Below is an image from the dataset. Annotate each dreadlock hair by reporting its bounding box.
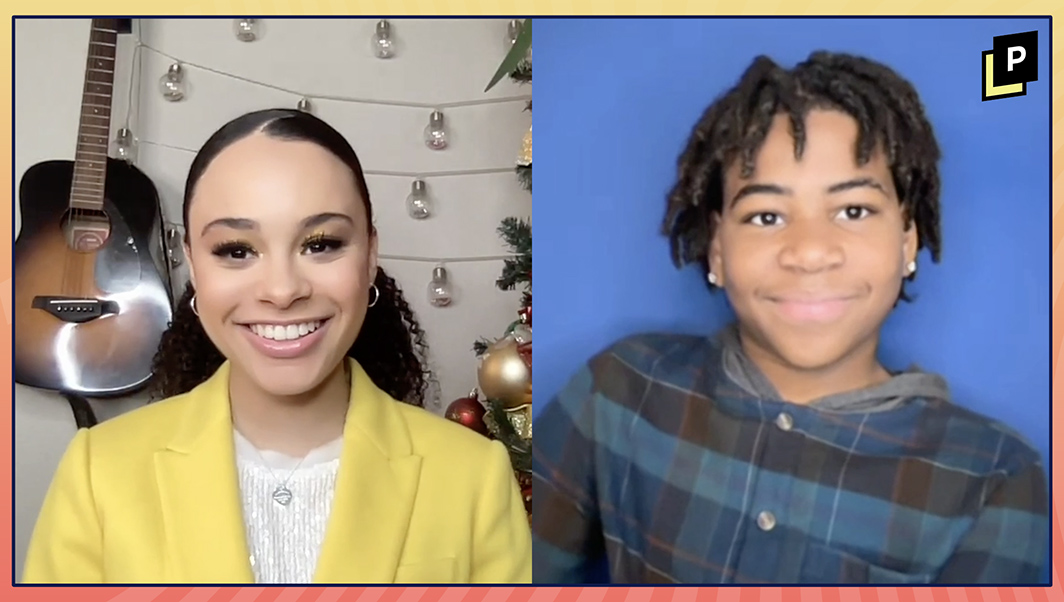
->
[661,51,943,302]
[148,108,431,406]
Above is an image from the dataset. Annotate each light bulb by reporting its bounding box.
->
[424,110,448,150]
[507,19,523,46]
[406,179,431,219]
[297,97,313,113]
[428,265,453,307]
[234,18,260,42]
[372,19,395,59]
[110,127,138,163]
[159,63,186,102]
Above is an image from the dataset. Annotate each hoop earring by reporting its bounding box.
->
[189,294,199,317]
[368,284,380,308]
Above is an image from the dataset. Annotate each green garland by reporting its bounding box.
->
[496,217,531,293]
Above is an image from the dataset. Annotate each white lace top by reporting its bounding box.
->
[233,429,344,584]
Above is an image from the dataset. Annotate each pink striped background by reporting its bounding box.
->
[3,2,1062,600]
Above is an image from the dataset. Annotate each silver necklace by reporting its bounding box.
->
[251,446,310,507]
[239,368,350,507]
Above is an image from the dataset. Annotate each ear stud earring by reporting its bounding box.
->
[707,272,718,286]
[906,261,917,276]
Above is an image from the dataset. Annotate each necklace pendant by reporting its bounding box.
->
[272,486,293,506]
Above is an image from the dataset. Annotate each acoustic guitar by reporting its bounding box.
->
[14,18,173,397]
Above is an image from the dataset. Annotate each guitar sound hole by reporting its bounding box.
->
[61,208,112,252]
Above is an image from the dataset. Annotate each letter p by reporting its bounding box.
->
[1007,46,1026,71]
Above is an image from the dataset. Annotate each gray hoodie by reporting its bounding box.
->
[718,323,951,413]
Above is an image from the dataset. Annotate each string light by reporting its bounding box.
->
[111,127,138,162]
[158,63,186,101]
[142,139,517,178]
[507,20,523,45]
[406,179,431,219]
[234,19,260,42]
[161,221,518,265]
[427,265,454,307]
[161,216,519,305]
[112,28,144,163]
[372,20,395,59]
[140,42,529,109]
[424,109,448,150]
[133,21,527,310]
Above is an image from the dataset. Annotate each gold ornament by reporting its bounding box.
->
[477,336,531,408]
[504,403,532,440]
[484,386,532,440]
[517,125,531,166]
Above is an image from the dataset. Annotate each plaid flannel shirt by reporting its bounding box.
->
[531,332,1049,584]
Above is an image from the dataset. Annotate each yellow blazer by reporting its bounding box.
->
[22,359,532,584]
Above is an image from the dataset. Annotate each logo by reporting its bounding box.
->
[982,30,1038,101]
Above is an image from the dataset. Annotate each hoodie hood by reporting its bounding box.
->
[717,322,951,413]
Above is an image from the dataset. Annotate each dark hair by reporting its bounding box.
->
[149,108,431,405]
[661,51,942,300]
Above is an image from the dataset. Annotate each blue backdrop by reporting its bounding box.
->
[532,17,1051,579]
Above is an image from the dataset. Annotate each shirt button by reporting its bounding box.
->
[757,511,776,531]
[775,412,794,431]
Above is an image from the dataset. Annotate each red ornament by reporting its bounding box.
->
[519,305,532,327]
[445,395,489,437]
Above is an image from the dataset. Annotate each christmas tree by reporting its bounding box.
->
[444,20,533,518]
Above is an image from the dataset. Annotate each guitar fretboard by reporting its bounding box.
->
[69,19,119,213]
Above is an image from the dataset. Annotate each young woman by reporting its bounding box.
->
[24,108,532,584]
[531,52,1048,584]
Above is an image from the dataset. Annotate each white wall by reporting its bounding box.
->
[12,17,531,580]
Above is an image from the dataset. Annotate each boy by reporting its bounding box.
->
[531,51,1048,584]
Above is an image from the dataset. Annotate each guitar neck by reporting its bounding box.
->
[69,18,120,214]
